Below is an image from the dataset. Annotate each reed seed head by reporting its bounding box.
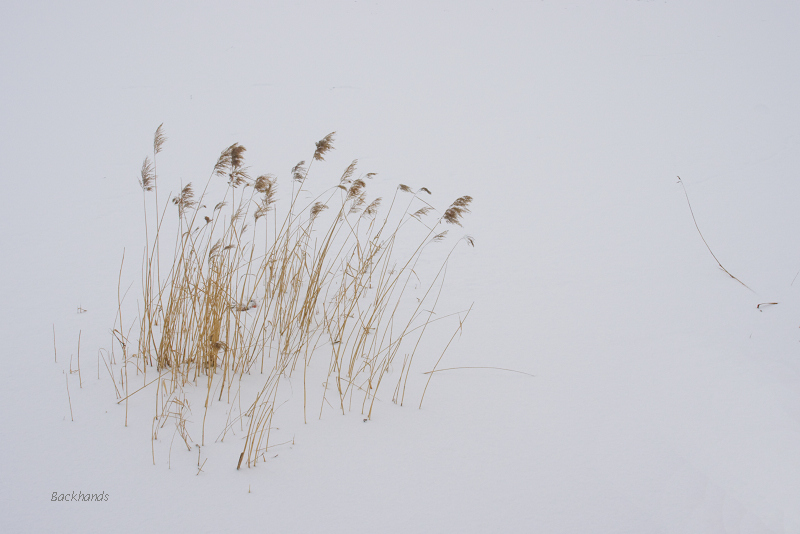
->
[412,207,433,220]
[313,132,336,161]
[231,206,245,224]
[228,144,247,170]
[362,197,382,219]
[292,161,307,182]
[347,179,366,201]
[349,191,367,214]
[214,143,249,186]
[254,174,275,193]
[442,196,472,226]
[340,160,357,184]
[310,202,328,221]
[172,183,196,217]
[140,157,155,191]
[208,239,222,262]
[451,195,473,208]
[154,123,167,154]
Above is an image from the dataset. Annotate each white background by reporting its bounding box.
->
[2,1,800,532]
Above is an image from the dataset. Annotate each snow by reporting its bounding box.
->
[2,1,800,532]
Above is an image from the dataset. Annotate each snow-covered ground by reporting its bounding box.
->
[2,1,800,532]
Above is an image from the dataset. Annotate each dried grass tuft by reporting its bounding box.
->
[111,128,475,470]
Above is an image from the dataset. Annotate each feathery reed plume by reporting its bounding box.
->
[419,187,432,195]
[432,230,448,242]
[231,206,246,224]
[228,143,247,170]
[340,160,357,183]
[229,169,250,187]
[398,184,413,193]
[464,235,475,247]
[254,176,277,219]
[365,172,377,179]
[139,157,155,191]
[412,207,433,220]
[310,202,328,221]
[213,146,233,177]
[154,123,167,154]
[230,145,250,186]
[443,196,473,226]
[208,239,222,261]
[313,132,336,161]
[172,183,196,217]
[292,161,307,182]
[347,179,366,201]
[214,143,250,186]
[362,197,382,219]
[254,174,276,194]
[349,191,367,214]
[451,195,473,208]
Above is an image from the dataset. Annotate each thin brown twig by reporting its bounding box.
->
[677,176,754,292]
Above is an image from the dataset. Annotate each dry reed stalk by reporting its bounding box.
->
[77,330,82,388]
[65,372,74,422]
[116,249,129,427]
[419,303,474,408]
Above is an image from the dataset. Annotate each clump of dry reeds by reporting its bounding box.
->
[110,126,474,469]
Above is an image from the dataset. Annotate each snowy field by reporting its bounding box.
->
[2,1,800,532]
